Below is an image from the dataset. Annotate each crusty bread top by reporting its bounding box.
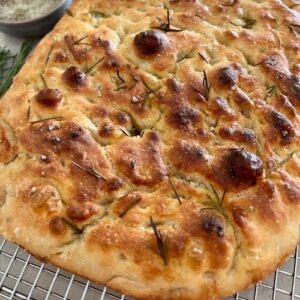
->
[0,1,300,299]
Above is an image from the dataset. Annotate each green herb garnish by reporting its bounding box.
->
[270,151,297,172]
[0,40,36,98]
[152,9,183,33]
[71,161,106,180]
[149,217,168,265]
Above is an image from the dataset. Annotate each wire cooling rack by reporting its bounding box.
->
[0,235,299,300]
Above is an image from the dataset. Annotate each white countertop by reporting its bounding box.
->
[0,32,24,53]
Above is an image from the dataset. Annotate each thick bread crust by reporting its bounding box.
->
[0,0,300,299]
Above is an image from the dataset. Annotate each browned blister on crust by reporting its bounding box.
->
[0,0,300,299]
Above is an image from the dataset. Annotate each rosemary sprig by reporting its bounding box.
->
[288,23,300,36]
[29,116,63,124]
[202,185,227,217]
[139,79,161,109]
[85,56,104,74]
[4,154,19,166]
[149,217,168,265]
[198,52,209,64]
[176,49,194,63]
[168,176,182,204]
[45,45,54,65]
[0,40,36,98]
[269,151,297,172]
[116,70,125,83]
[0,47,11,81]
[120,127,131,136]
[202,70,211,101]
[40,74,48,88]
[62,218,83,234]
[73,35,89,45]
[119,196,142,217]
[113,70,127,91]
[230,15,256,29]
[26,100,31,121]
[242,16,256,29]
[71,161,106,180]
[265,85,277,99]
[152,9,183,33]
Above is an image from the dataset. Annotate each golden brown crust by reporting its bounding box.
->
[1,0,300,299]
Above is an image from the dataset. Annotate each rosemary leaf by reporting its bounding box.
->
[198,52,209,64]
[0,40,36,98]
[45,45,54,65]
[265,85,277,99]
[71,161,106,180]
[168,175,182,204]
[29,116,63,124]
[202,70,211,101]
[149,217,168,265]
[73,35,88,45]
[4,154,19,166]
[85,56,104,74]
[270,151,297,172]
[0,47,11,82]
[40,74,48,88]
[119,196,142,217]
[152,9,183,33]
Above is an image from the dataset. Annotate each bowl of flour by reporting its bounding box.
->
[0,0,72,37]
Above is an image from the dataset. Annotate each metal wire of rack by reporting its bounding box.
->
[0,235,299,300]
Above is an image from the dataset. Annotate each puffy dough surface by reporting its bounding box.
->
[1,0,300,299]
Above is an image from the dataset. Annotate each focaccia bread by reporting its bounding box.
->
[0,0,300,299]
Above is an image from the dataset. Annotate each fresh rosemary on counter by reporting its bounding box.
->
[0,40,36,98]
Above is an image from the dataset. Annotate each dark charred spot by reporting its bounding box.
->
[219,125,256,145]
[216,66,238,87]
[131,126,141,137]
[49,216,67,235]
[36,88,62,107]
[269,110,294,142]
[201,213,224,237]
[99,124,114,137]
[284,75,300,101]
[67,201,97,221]
[63,66,87,89]
[107,177,123,192]
[226,149,263,186]
[168,106,200,128]
[51,137,61,145]
[69,128,83,140]
[134,29,168,57]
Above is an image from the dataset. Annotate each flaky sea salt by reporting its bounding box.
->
[0,0,62,22]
